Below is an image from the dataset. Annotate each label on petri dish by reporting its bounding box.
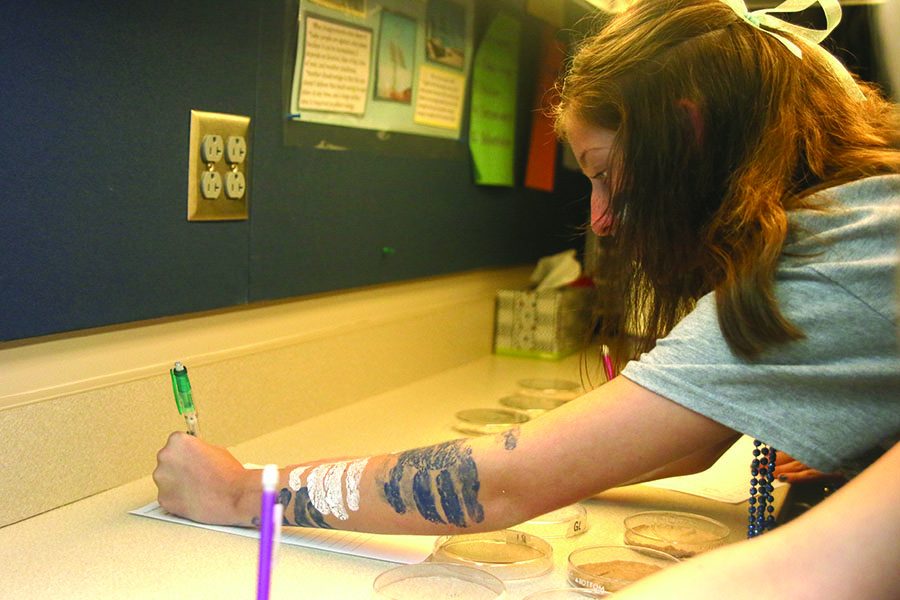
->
[572,560,663,592]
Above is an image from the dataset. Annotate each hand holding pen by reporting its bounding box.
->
[154,431,256,525]
[170,361,200,437]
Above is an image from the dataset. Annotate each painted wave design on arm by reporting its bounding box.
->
[381,440,484,527]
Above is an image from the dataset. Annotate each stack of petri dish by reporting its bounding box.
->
[623,510,730,558]
[498,393,567,417]
[373,562,505,599]
[523,589,611,599]
[523,589,610,599]
[431,529,554,581]
[517,378,582,402]
[567,545,679,593]
[453,408,530,435]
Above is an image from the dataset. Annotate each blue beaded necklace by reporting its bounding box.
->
[748,439,777,538]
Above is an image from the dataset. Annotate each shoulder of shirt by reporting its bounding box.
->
[786,175,899,247]
[806,174,900,208]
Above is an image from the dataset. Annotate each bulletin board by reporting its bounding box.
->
[289,0,475,140]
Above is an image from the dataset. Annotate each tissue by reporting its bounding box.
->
[529,249,582,290]
[494,250,595,360]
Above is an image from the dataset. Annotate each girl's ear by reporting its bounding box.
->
[677,99,704,146]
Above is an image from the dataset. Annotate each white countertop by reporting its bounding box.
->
[0,354,773,599]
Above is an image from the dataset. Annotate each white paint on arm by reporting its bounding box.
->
[307,464,331,515]
[345,457,369,511]
[286,456,371,521]
[323,461,350,520]
[288,465,309,491]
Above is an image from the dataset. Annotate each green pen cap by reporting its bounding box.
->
[170,361,196,415]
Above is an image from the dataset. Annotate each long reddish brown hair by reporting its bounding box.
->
[556,0,899,360]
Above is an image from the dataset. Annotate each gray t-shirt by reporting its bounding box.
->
[622,175,900,474]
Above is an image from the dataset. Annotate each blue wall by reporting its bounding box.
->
[0,0,587,341]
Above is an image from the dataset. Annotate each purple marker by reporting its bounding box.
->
[257,464,278,600]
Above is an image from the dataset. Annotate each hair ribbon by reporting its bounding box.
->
[721,0,866,101]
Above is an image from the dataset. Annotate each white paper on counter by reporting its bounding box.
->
[641,435,785,503]
[130,501,436,564]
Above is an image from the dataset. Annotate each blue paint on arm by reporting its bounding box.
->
[436,470,466,527]
[379,440,485,527]
[502,427,520,450]
[293,487,333,529]
[278,488,293,525]
[384,464,407,514]
[457,455,484,524]
[412,470,444,523]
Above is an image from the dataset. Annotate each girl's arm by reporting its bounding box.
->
[154,376,737,533]
[617,434,741,486]
[611,442,900,600]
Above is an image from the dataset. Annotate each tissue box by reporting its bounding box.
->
[493,285,595,360]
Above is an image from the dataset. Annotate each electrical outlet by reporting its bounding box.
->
[225,170,246,199]
[200,171,223,199]
[225,135,247,164]
[187,110,250,221]
[201,134,225,163]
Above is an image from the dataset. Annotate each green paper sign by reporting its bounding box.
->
[469,12,521,186]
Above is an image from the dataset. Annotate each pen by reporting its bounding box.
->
[170,361,200,436]
[601,344,616,382]
[257,464,279,600]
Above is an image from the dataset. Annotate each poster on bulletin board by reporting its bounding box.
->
[290,0,475,140]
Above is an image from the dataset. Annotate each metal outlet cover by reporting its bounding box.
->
[187,110,251,221]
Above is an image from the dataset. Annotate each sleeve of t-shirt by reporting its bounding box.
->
[620,274,899,474]
[622,177,900,474]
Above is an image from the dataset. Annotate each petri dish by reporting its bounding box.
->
[517,378,582,401]
[432,529,553,580]
[523,589,611,599]
[453,408,530,435]
[567,545,679,593]
[372,562,506,600]
[516,503,589,538]
[498,394,567,416]
[623,510,730,558]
